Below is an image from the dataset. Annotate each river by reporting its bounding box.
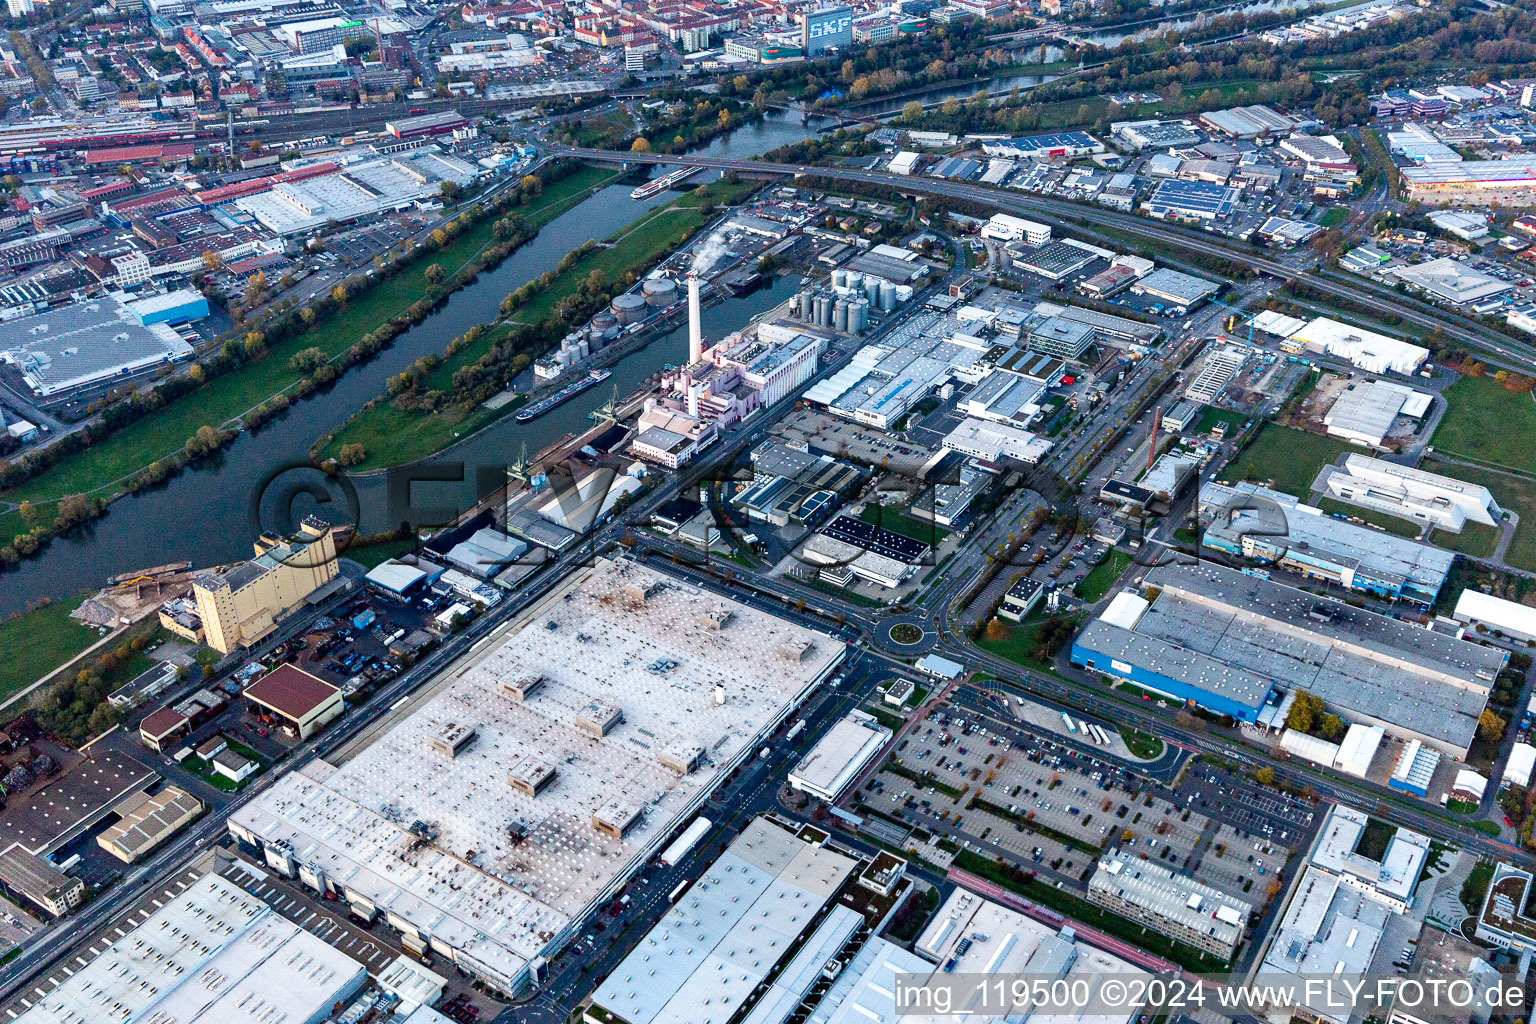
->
[0,113,824,616]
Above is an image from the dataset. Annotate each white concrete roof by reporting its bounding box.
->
[1506,744,1536,788]
[787,712,890,800]
[13,872,365,1024]
[1454,589,1536,639]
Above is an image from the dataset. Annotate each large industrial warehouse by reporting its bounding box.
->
[1070,563,1505,757]
[12,872,368,1024]
[229,558,844,996]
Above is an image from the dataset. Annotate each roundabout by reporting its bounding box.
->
[876,613,938,654]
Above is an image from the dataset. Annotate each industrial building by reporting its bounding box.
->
[1070,563,1503,757]
[942,417,1051,464]
[1199,481,1454,605]
[911,885,1150,1024]
[958,368,1047,426]
[1112,118,1203,150]
[999,576,1045,621]
[236,150,477,235]
[786,710,891,801]
[1185,345,1246,403]
[1399,154,1536,199]
[980,131,1104,161]
[1391,257,1512,305]
[1315,454,1501,533]
[10,871,368,1024]
[1199,104,1297,139]
[1130,267,1219,310]
[1087,849,1252,958]
[0,296,195,399]
[243,664,344,740]
[801,514,930,590]
[0,846,85,917]
[229,558,844,996]
[190,517,341,654]
[1454,589,1536,643]
[586,815,907,1024]
[1284,316,1429,374]
[1321,378,1431,448]
[94,786,202,862]
[1140,179,1240,222]
[980,213,1051,245]
[1278,722,1385,778]
[804,310,986,429]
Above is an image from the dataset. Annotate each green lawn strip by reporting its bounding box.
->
[1429,461,1536,571]
[951,850,1230,973]
[0,169,615,537]
[1470,819,1503,837]
[974,618,1078,678]
[344,535,422,569]
[1430,521,1500,560]
[319,179,752,469]
[1313,498,1422,539]
[969,795,1104,856]
[1430,376,1536,471]
[1073,549,1132,602]
[859,502,950,544]
[1121,728,1164,760]
[1222,423,1353,498]
[0,594,99,704]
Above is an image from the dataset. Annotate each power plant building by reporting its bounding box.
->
[228,558,844,997]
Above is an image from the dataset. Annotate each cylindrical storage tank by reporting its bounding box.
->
[831,268,847,289]
[849,298,867,335]
[895,284,914,304]
[641,277,678,308]
[799,288,814,320]
[591,311,618,337]
[879,279,897,311]
[789,293,802,318]
[557,348,571,367]
[579,340,591,359]
[820,295,833,327]
[864,276,881,303]
[611,292,647,324]
[811,295,825,326]
[844,272,862,296]
[834,299,849,333]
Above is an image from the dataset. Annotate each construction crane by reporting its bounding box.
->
[1207,296,1257,346]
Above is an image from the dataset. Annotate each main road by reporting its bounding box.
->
[557,146,1536,372]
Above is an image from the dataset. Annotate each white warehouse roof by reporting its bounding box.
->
[787,711,891,801]
[1454,589,1536,640]
[1506,743,1536,788]
[1288,316,1428,374]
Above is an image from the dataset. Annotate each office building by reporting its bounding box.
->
[1185,345,1246,403]
[1316,454,1501,533]
[10,872,368,1024]
[787,710,891,801]
[980,213,1051,245]
[1476,863,1536,955]
[799,5,851,53]
[942,417,1051,464]
[1070,563,1504,757]
[190,517,340,655]
[1087,849,1252,959]
[229,558,844,996]
[999,576,1045,621]
[1027,315,1096,358]
[1199,481,1454,605]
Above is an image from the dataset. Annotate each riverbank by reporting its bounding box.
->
[0,166,620,552]
[315,176,757,471]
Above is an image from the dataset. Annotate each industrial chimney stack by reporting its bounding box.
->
[687,272,702,364]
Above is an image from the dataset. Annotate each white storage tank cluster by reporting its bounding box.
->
[792,287,869,335]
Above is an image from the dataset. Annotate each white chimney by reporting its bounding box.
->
[715,685,725,706]
[687,272,702,364]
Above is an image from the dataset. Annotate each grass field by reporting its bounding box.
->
[319,178,752,469]
[1223,424,1352,498]
[974,615,1083,677]
[1318,206,1350,228]
[0,595,98,704]
[1121,728,1164,760]
[1314,497,1422,538]
[1429,460,1536,571]
[1430,521,1501,559]
[1074,549,1132,602]
[1431,376,1536,472]
[0,168,617,545]
[345,535,421,569]
[1192,406,1251,438]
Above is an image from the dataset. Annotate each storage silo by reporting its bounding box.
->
[641,277,678,308]
[831,268,847,289]
[798,287,814,321]
[879,279,897,311]
[864,275,881,303]
[611,292,647,325]
[576,339,590,360]
[833,299,849,333]
[849,298,868,335]
[844,271,862,295]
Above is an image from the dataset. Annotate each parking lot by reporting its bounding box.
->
[1175,760,1317,847]
[324,218,417,268]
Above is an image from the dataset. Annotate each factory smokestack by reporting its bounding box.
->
[687,272,702,364]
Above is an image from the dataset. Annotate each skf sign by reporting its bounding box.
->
[807,14,852,37]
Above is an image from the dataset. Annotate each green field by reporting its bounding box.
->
[1121,728,1164,760]
[1430,521,1500,560]
[0,168,617,546]
[0,595,97,704]
[1318,206,1351,228]
[1429,460,1536,571]
[320,178,753,469]
[344,535,421,568]
[1431,376,1536,472]
[1073,549,1132,602]
[1314,498,1422,538]
[1192,406,1251,438]
[1223,424,1353,498]
[974,615,1082,677]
